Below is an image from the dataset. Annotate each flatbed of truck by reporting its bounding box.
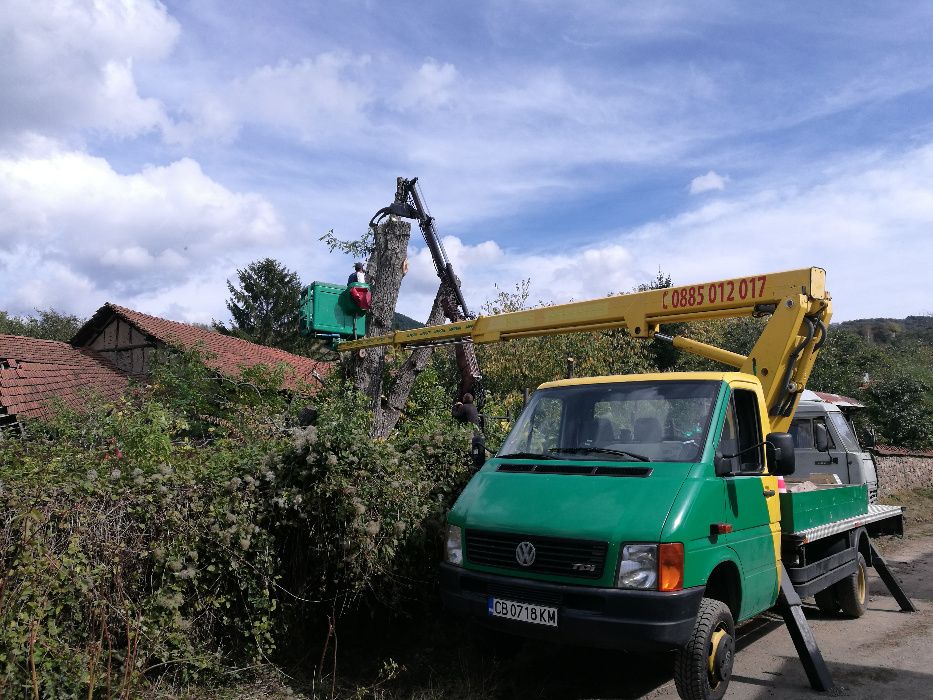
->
[783,503,905,545]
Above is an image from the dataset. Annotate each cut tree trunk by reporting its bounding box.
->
[370,282,459,438]
[351,216,412,412]
[351,181,475,438]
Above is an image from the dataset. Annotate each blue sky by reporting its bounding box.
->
[2,1,932,324]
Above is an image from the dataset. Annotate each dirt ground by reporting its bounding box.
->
[643,526,933,700]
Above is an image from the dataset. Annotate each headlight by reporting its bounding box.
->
[617,544,658,589]
[445,524,463,566]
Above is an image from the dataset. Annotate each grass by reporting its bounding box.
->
[881,486,933,532]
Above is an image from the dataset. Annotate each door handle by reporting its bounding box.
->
[763,489,776,497]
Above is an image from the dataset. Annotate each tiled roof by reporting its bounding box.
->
[0,335,129,421]
[811,391,865,409]
[800,389,865,408]
[76,304,330,390]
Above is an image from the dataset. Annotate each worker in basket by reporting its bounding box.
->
[347,262,371,311]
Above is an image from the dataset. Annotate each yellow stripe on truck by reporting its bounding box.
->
[761,474,783,585]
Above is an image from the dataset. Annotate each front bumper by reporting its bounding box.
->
[440,564,704,651]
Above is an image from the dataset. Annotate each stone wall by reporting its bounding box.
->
[873,446,933,498]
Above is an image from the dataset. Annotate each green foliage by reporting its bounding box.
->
[804,326,933,448]
[275,382,473,613]
[214,258,336,361]
[863,375,933,448]
[476,279,653,403]
[836,315,933,344]
[0,347,476,697]
[319,228,374,261]
[807,330,882,395]
[0,308,85,341]
[397,363,459,436]
[216,258,304,352]
[392,312,423,331]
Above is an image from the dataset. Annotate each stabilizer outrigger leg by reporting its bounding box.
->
[868,538,917,612]
[776,565,835,692]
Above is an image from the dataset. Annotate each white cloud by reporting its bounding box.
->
[0,147,284,317]
[689,170,729,194]
[622,146,933,321]
[0,0,179,145]
[3,0,932,332]
[166,53,374,145]
[394,145,933,323]
[391,60,459,111]
[397,234,641,322]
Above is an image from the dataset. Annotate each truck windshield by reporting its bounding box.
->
[499,380,721,463]
[829,412,861,451]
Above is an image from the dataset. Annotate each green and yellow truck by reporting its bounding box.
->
[338,267,909,700]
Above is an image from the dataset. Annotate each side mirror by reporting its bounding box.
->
[471,433,487,468]
[861,429,875,448]
[766,432,796,475]
[814,423,830,452]
[714,452,733,477]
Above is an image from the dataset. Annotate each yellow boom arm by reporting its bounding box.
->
[339,267,832,432]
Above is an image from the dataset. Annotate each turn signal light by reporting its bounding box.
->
[658,542,684,592]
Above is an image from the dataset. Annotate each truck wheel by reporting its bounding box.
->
[674,597,735,700]
[814,589,839,615]
[835,553,868,618]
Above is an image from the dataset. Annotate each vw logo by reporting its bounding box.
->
[515,541,536,567]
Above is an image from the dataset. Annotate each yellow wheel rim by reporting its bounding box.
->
[857,562,866,603]
[708,627,727,678]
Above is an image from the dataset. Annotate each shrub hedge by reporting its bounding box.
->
[0,349,474,698]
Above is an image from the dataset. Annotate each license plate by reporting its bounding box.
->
[488,597,558,627]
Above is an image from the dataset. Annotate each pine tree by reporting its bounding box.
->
[218,258,302,350]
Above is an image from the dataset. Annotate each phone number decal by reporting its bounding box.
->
[662,275,767,310]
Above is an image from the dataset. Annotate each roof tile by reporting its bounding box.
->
[0,335,129,421]
[100,303,329,390]
[2,302,331,424]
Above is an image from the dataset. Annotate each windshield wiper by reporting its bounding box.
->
[548,446,652,462]
[498,451,558,460]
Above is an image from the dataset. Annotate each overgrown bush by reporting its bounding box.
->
[0,348,474,697]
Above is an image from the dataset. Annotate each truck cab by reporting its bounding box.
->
[441,371,791,651]
[790,391,878,502]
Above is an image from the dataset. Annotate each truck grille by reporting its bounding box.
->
[465,529,608,579]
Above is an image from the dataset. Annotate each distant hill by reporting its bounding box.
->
[392,312,423,330]
[834,316,933,344]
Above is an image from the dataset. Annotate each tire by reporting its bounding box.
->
[835,552,868,618]
[674,597,736,700]
[814,588,839,615]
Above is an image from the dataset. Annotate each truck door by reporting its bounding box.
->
[827,411,879,500]
[719,386,780,619]
[791,415,848,485]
